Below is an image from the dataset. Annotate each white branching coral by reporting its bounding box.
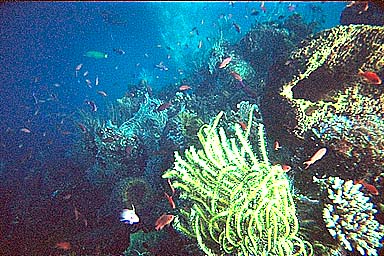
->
[318,176,384,256]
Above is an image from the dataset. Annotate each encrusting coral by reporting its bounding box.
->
[163,105,312,255]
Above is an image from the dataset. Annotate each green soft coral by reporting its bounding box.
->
[163,106,312,256]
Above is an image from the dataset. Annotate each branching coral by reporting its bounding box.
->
[163,106,312,255]
[315,176,384,256]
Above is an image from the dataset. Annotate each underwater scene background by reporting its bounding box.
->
[0,1,384,256]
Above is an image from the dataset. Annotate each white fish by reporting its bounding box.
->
[95,76,99,86]
[75,63,83,71]
[75,63,83,77]
[120,204,139,224]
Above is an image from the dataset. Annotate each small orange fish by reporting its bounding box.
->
[97,90,108,97]
[355,180,379,195]
[155,214,175,231]
[219,57,232,69]
[281,165,291,172]
[274,141,281,151]
[358,69,382,85]
[55,241,71,250]
[238,121,247,131]
[156,102,172,112]
[230,71,243,82]
[303,148,327,169]
[179,85,191,91]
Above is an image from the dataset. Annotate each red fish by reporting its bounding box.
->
[55,241,71,250]
[274,141,281,151]
[303,148,327,169]
[355,180,379,195]
[358,69,382,85]
[281,165,291,172]
[230,71,243,82]
[219,57,232,69]
[238,121,247,131]
[156,102,172,112]
[155,214,175,231]
[179,85,191,91]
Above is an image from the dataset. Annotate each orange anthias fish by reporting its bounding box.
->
[230,71,243,82]
[281,165,291,172]
[219,57,232,69]
[303,147,327,169]
[274,140,281,151]
[238,121,247,131]
[358,69,382,85]
[55,241,71,250]
[354,180,379,195]
[179,85,191,91]
[155,214,175,231]
[156,102,172,112]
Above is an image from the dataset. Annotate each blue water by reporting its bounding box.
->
[0,1,365,255]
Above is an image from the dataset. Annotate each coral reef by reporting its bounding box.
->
[314,176,384,256]
[262,24,384,178]
[163,106,312,255]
